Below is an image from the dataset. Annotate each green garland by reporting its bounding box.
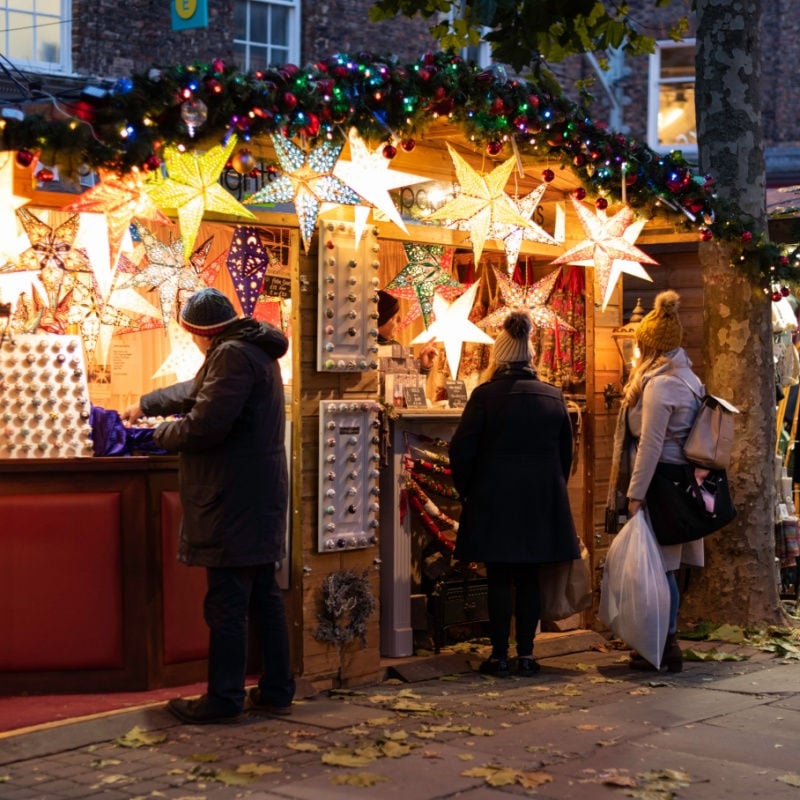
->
[314,569,376,649]
[5,50,798,287]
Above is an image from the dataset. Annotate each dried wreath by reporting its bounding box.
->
[314,569,376,649]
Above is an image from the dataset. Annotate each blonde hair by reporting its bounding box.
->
[622,343,670,407]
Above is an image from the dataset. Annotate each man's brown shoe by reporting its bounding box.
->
[247,687,292,716]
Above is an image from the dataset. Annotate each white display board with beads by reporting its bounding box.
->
[317,220,381,372]
[318,400,382,551]
[0,334,94,459]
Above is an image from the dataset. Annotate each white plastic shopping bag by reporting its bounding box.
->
[598,509,670,669]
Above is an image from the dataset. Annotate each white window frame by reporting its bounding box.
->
[233,0,301,71]
[647,38,697,156]
[0,0,71,74]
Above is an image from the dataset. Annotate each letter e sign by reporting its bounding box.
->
[171,0,209,30]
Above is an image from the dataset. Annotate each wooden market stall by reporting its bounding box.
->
[0,111,704,694]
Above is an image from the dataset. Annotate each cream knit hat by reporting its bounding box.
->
[493,310,535,363]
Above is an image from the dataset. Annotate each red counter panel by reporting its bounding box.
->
[0,492,124,671]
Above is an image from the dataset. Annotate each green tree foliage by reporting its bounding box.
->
[369,0,687,79]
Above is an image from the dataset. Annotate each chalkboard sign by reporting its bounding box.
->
[404,386,427,408]
[261,274,291,299]
[446,380,468,408]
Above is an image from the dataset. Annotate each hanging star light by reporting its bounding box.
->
[62,168,172,270]
[551,197,658,310]
[146,135,255,255]
[226,225,269,316]
[411,279,494,378]
[121,223,209,327]
[567,216,655,311]
[384,242,464,328]
[15,208,93,308]
[244,134,362,253]
[460,184,558,273]
[333,128,429,237]
[152,319,205,382]
[427,143,535,265]
[480,267,575,334]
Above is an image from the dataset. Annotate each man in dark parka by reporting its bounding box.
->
[122,288,294,723]
[450,310,579,678]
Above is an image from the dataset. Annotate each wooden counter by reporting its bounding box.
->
[0,456,209,695]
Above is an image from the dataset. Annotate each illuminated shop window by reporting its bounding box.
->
[233,0,300,71]
[648,40,697,154]
[0,0,70,73]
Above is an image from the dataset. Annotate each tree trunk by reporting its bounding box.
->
[682,0,785,625]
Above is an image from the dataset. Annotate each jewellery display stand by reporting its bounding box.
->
[317,220,380,372]
[0,333,93,459]
[317,400,382,552]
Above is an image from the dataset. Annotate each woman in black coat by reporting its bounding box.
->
[450,310,579,677]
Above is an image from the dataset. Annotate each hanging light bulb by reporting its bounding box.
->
[180,97,208,138]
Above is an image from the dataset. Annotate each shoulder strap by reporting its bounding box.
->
[673,373,704,400]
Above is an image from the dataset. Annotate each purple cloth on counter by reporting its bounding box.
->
[89,406,168,456]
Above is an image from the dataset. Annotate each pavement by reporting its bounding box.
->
[2,632,800,799]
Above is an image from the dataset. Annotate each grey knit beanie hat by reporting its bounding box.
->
[180,288,239,336]
[493,310,535,363]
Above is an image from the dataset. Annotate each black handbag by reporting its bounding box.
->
[645,462,736,546]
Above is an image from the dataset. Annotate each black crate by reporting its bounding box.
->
[429,577,489,652]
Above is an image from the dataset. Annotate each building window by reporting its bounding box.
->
[0,0,71,73]
[233,0,300,71]
[648,40,696,154]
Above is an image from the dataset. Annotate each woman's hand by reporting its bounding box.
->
[418,339,438,371]
[628,498,643,517]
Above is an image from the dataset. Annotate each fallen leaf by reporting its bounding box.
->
[237,763,282,775]
[287,741,320,752]
[534,702,568,710]
[322,749,376,767]
[114,727,167,749]
[683,648,748,662]
[467,726,495,736]
[458,753,475,761]
[519,770,554,789]
[379,740,412,758]
[330,771,389,787]
[185,753,220,762]
[90,758,122,768]
[777,773,800,787]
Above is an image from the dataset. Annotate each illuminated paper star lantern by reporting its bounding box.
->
[461,184,558,273]
[153,319,205,382]
[427,143,535,265]
[147,136,255,255]
[63,168,172,269]
[384,242,464,329]
[333,129,429,238]
[480,268,575,334]
[15,208,93,307]
[245,134,362,253]
[411,279,493,378]
[122,223,209,327]
[551,197,658,310]
[567,216,655,311]
[0,155,29,266]
[226,225,269,316]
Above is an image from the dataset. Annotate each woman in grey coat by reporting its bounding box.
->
[450,310,579,677]
[122,288,294,723]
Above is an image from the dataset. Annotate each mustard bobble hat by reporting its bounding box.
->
[635,289,683,352]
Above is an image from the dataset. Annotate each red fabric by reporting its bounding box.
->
[160,491,208,664]
[0,493,124,670]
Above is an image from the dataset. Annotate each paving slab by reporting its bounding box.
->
[706,663,800,694]
[702,702,800,737]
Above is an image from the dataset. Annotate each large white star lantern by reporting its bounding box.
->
[552,197,657,311]
[411,280,494,379]
[333,129,429,242]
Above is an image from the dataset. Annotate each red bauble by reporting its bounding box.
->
[326,240,335,250]
[417,69,431,82]
[205,78,223,94]
[595,197,608,210]
[37,167,54,183]
[16,149,34,167]
[574,187,587,201]
[401,139,416,152]
[211,58,226,73]
[741,230,753,242]
[542,168,555,182]
[772,291,783,302]
[701,229,714,241]
[282,92,298,111]
[490,97,505,115]
[486,141,503,156]
[573,153,586,167]
[782,286,791,297]
[382,143,397,160]
[144,154,161,172]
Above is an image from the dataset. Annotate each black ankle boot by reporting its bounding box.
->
[662,633,683,673]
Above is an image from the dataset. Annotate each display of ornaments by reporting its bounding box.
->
[317,220,380,372]
[0,334,94,459]
[317,400,381,551]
